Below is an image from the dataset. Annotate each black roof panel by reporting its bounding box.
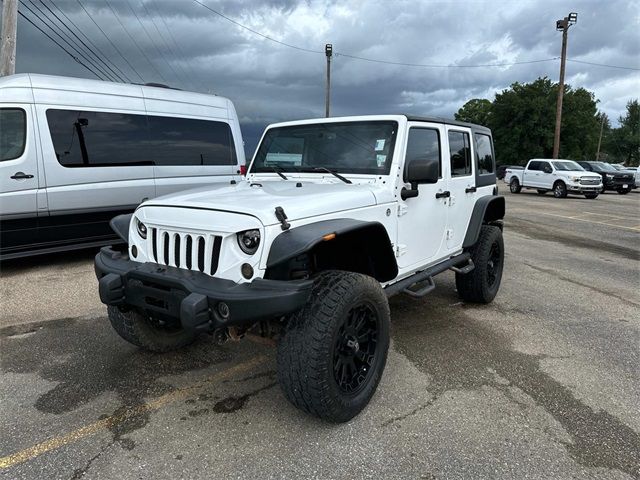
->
[403,114,491,133]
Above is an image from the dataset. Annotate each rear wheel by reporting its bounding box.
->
[107,306,197,352]
[553,181,567,198]
[537,189,547,195]
[509,178,521,193]
[456,225,504,304]
[277,271,390,423]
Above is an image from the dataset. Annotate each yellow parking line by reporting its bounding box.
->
[0,356,265,470]
[510,210,640,232]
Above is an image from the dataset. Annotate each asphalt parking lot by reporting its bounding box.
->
[1,187,639,480]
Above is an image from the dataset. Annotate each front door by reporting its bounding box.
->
[396,122,448,273]
[0,105,40,254]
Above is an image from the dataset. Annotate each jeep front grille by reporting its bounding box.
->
[580,177,600,185]
[148,227,222,275]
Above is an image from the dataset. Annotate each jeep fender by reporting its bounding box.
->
[462,196,505,248]
[110,213,133,243]
[266,219,398,282]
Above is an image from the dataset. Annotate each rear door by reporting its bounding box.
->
[38,106,155,247]
[147,115,238,196]
[445,126,476,251]
[0,105,40,253]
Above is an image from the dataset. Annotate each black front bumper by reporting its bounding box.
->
[95,247,313,333]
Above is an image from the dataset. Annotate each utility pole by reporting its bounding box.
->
[595,112,606,161]
[325,43,332,117]
[552,12,578,159]
[0,0,18,76]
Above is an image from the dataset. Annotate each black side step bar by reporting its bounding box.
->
[384,252,472,298]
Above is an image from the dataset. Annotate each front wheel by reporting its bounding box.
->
[617,188,631,195]
[456,225,504,304]
[277,271,390,423]
[553,181,568,198]
[584,193,599,199]
[509,178,521,193]
[107,306,197,352]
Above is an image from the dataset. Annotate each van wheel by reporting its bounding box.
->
[553,181,567,198]
[536,189,547,195]
[456,225,504,304]
[509,178,521,193]
[584,193,599,199]
[107,306,197,352]
[277,271,390,423]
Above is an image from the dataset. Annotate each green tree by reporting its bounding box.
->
[454,99,492,127]
[617,99,640,166]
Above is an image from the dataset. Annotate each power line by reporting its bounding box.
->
[48,0,131,82]
[104,0,168,83]
[17,9,102,80]
[24,0,116,82]
[75,0,145,82]
[566,59,640,71]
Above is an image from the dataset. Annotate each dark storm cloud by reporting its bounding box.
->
[8,0,639,155]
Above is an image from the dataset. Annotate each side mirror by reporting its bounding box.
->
[401,156,439,200]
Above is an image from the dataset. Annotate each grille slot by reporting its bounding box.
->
[147,227,222,275]
[580,177,600,185]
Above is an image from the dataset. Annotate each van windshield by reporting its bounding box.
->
[251,121,398,175]
[552,161,584,171]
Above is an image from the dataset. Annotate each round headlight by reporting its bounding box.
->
[136,218,147,239]
[237,229,260,255]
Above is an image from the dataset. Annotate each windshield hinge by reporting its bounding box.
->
[275,206,290,231]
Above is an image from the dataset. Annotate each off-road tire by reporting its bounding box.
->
[537,189,547,195]
[509,178,521,193]
[277,271,390,423]
[617,188,630,195]
[584,193,599,199]
[455,225,504,304]
[553,181,568,198]
[107,305,197,352]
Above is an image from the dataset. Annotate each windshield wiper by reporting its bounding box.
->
[301,167,352,184]
[269,165,288,180]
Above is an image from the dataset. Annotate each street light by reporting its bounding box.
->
[552,12,578,159]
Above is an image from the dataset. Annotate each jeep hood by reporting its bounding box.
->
[143,181,379,226]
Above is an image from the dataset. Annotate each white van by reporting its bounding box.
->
[0,74,245,259]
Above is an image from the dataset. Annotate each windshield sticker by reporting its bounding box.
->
[375,139,386,151]
[265,153,302,166]
[377,154,386,167]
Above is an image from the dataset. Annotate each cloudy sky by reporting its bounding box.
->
[7,0,640,154]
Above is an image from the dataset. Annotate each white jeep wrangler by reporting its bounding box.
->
[96,115,505,422]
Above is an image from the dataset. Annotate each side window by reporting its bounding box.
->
[146,116,236,166]
[0,108,26,162]
[404,128,441,180]
[540,161,552,172]
[528,161,540,171]
[474,133,494,174]
[448,130,472,177]
[46,109,151,167]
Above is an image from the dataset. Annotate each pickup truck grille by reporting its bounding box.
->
[148,227,222,275]
[580,177,601,185]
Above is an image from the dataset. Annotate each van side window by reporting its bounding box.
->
[448,130,472,177]
[46,109,236,167]
[474,133,494,174]
[146,116,236,166]
[404,128,441,180]
[47,110,151,167]
[0,108,26,162]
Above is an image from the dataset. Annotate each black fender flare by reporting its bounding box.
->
[462,195,505,248]
[110,213,132,243]
[266,218,398,282]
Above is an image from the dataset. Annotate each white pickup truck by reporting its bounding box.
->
[505,159,602,199]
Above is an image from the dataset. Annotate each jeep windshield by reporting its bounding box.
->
[251,121,398,175]
[552,161,584,171]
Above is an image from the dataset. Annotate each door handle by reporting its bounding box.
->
[435,191,451,199]
[10,172,34,180]
[465,186,477,193]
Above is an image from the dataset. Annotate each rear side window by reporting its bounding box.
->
[0,108,26,161]
[528,161,541,171]
[474,133,494,174]
[405,128,441,180]
[146,116,236,166]
[46,109,236,167]
[46,110,151,167]
[448,130,472,177]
